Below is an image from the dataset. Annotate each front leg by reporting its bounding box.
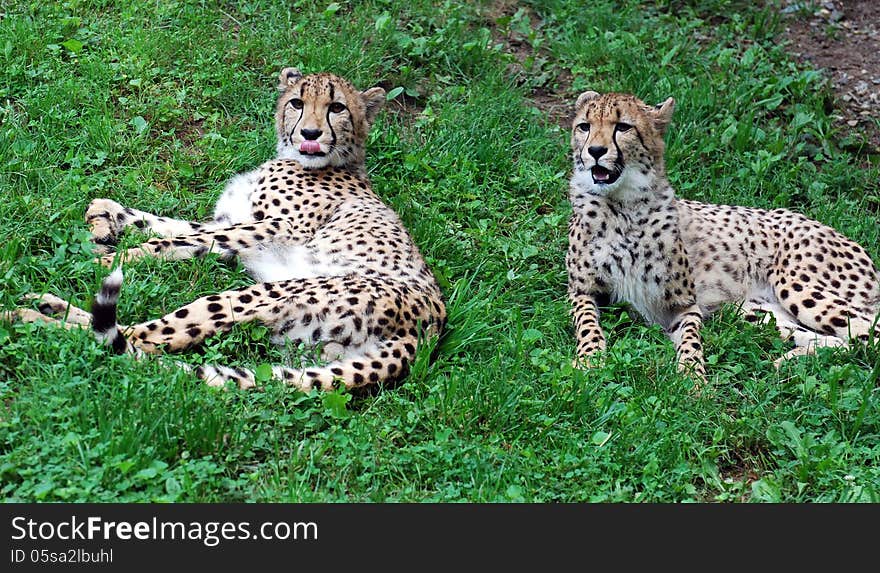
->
[567,211,609,369]
[666,304,706,385]
[86,198,206,248]
[571,293,607,368]
[99,217,298,266]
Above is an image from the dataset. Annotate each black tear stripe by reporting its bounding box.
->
[632,126,648,152]
[291,81,306,145]
[326,82,337,147]
[611,129,625,173]
[289,105,304,148]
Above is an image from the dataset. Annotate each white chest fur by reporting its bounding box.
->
[210,166,355,283]
[213,170,259,225]
[575,199,679,327]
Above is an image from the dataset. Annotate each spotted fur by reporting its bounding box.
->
[567,91,880,385]
[19,69,446,391]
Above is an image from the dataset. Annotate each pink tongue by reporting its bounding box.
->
[593,168,610,181]
[300,140,322,154]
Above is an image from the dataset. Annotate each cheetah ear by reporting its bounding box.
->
[650,97,675,134]
[360,87,386,124]
[575,90,600,110]
[277,67,303,91]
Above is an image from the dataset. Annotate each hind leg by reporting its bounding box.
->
[120,276,404,355]
[2,308,66,326]
[739,295,846,367]
[93,271,442,391]
[1,307,87,330]
[776,285,880,346]
[770,223,880,344]
[121,284,287,353]
[2,293,91,329]
[25,293,92,325]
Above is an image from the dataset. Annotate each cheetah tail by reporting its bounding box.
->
[91,268,131,355]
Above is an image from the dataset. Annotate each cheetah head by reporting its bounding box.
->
[274,68,386,169]
[570,91,674,199]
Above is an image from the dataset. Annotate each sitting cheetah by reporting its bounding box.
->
[566,90,880,383]
[11,69,446,391]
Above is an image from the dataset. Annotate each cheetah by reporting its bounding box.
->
[566,90,880,384]
[9,69,446,391]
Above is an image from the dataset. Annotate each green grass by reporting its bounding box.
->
[1,0,878,502]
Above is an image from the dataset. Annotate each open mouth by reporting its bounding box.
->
[591,165,620,185]
[299,141,326,156]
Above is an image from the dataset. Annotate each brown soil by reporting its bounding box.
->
[388,0,880,154]
[781,0,880,154]
[482,0,574,129]
[483,0,880,151]
[175,118,205,148]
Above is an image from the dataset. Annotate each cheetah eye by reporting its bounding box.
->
[616,122,633,132]
[329,102,347,114]
[577,122,590,132]
[288,98,304,110]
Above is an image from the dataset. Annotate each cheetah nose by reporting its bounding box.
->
[588,146,608,160]
[301,128,323,141]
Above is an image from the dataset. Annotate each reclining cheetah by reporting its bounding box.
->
[10,69,446,391]
[567,90,880,383]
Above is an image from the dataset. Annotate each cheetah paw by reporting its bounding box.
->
[1,307,66,326]
[773,337,847,369]
[571,355,603,369]
[23,293,71,315]
[85,198,124,247]
[91,243,116,256]
[96,253,117,268]
[320,341,346,362]
[676,362,708,392]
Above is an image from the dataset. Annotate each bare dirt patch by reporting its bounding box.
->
[781,0,880,154]
[176,118,205,148]
[481,0,574,129]
[485,0,880,150]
